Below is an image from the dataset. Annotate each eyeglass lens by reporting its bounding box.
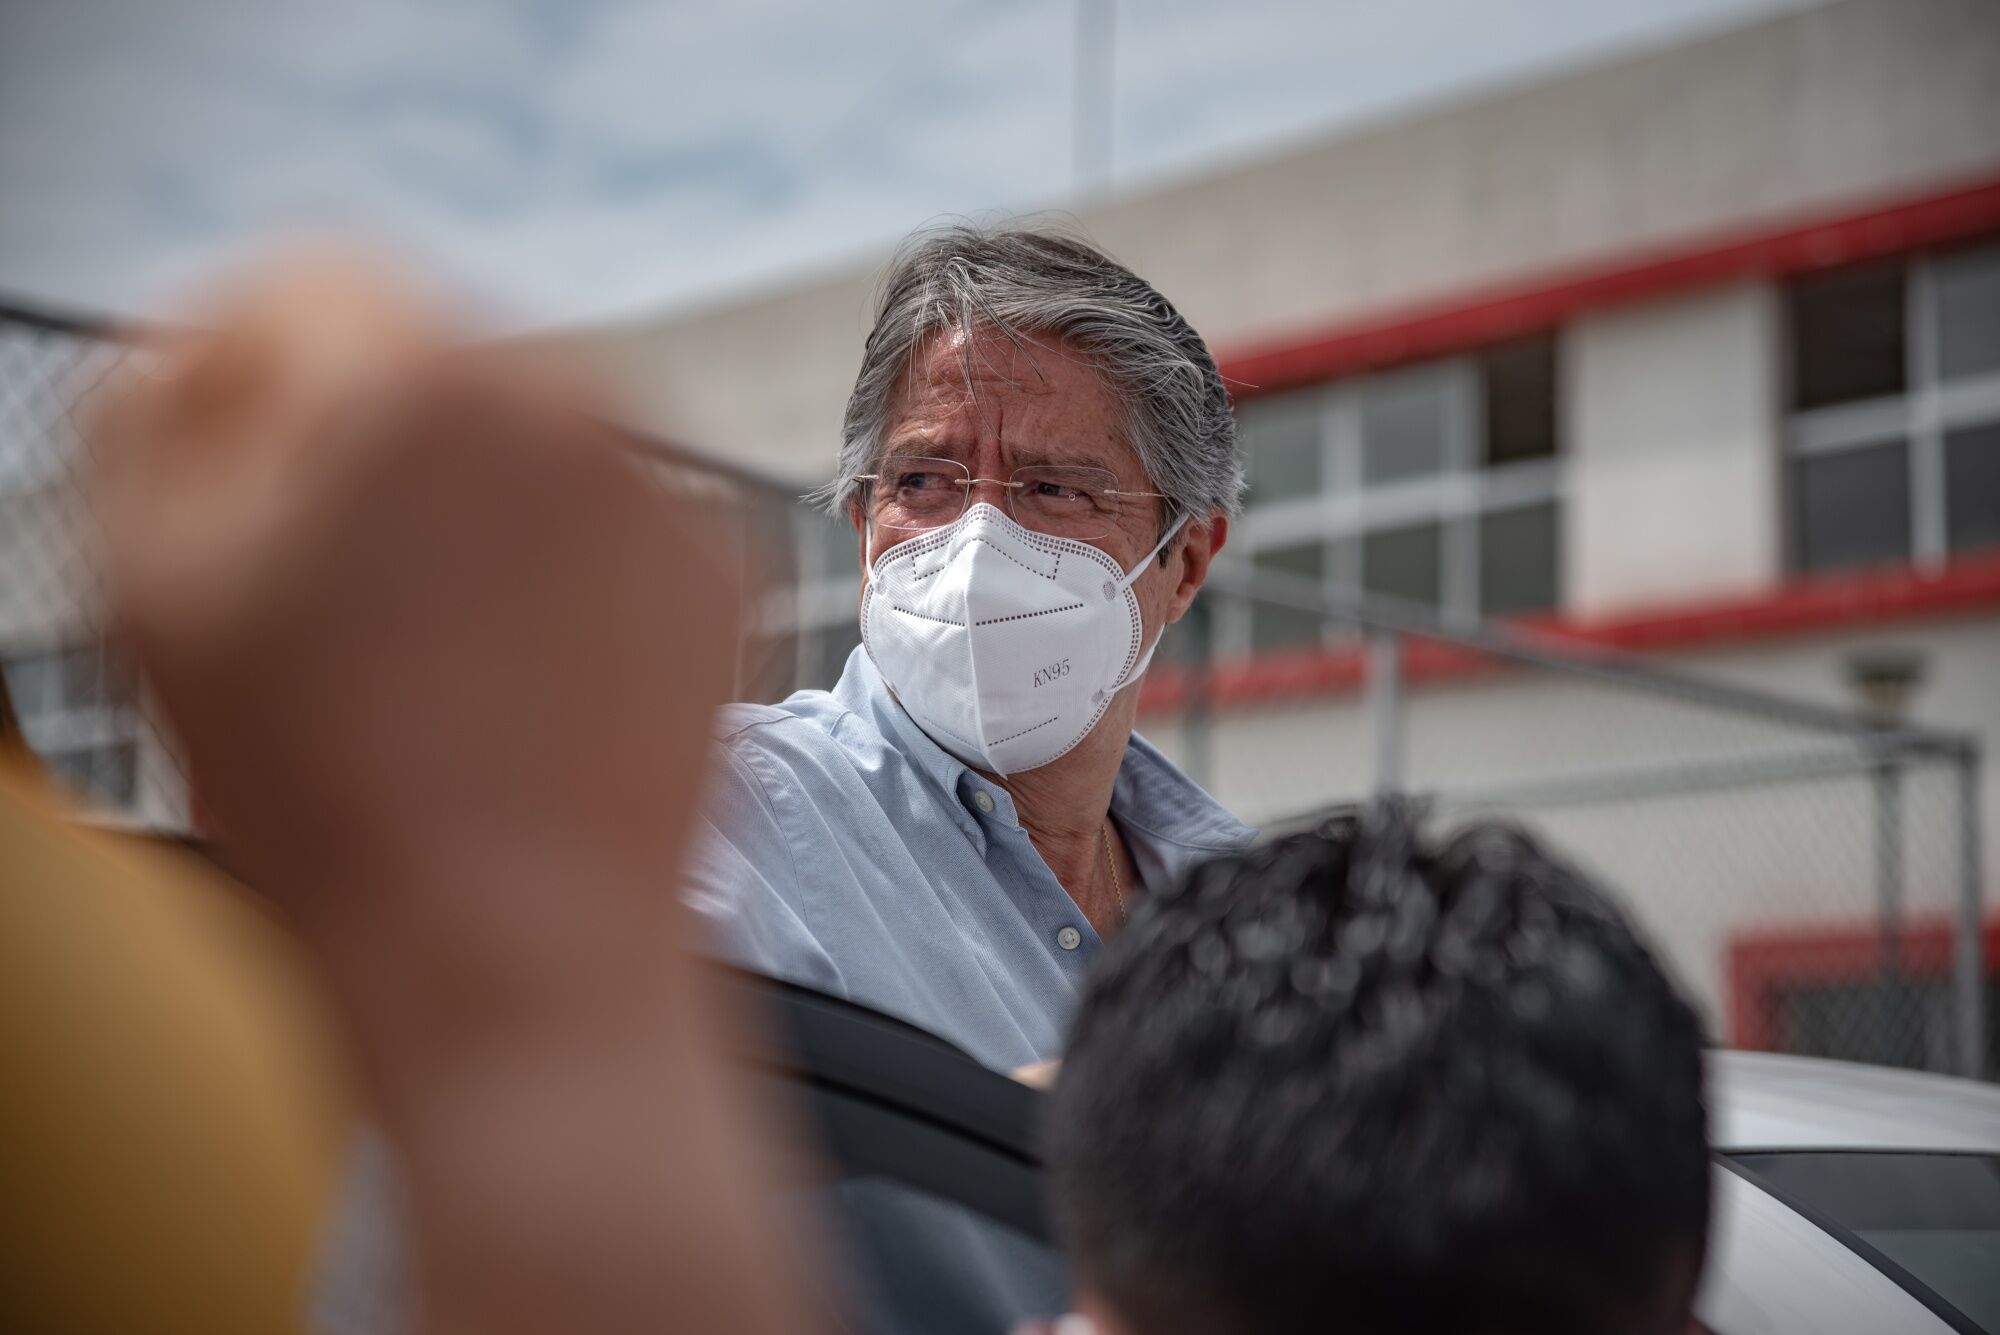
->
[869,457,1135,541]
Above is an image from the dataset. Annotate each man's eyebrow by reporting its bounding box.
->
[1007,444,1118,472]
[881,436,964,462]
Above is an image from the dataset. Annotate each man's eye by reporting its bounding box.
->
[900,471,953,491]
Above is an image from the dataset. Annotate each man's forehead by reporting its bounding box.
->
[881,326,1147,480]
[899,326,1094,401]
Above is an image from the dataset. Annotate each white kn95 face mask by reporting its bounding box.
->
[861,502,1189,776]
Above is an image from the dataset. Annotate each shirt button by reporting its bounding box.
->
[972,790,996,813]
[1056,926,1082,951]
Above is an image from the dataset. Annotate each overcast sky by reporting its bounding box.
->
[0,0,1824,331]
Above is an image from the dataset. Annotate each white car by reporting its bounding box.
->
[1703,1050,2000,1335]
[734,975,2000,1334]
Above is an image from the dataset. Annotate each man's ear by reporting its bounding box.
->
[1167,513,1227,622]
[850,503,868,577]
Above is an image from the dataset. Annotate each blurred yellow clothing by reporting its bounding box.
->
[0,760,349,1335]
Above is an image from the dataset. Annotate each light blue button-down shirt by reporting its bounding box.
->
[687,647,1256,1070]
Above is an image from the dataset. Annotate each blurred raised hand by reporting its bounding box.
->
[92,251,737,1015]
[88,248,814,1335]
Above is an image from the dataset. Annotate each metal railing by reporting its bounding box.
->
[1174,563,1989,1080]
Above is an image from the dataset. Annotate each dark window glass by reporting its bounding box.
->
[1481,335,1558,466]
[1732,1152,2000,1333]
[1479,501,1560,616]
[1946,423,2000,556]
[1363,521,1442,608]
[1152,600,1215,668]
[1936,245,2000,382]
[810,1177,1068,1334]
[1250,542,1326,651]
[93,740,137,806]
[47,741,136,808]
[59,644,103,710]
[1361,368,1450,485]
[2,651,52,715]
[1236,392,1323,506]
[1792,441,1911,573]
[815,511,863,580]
[1789,261,1908,410]
[803,619,863,689]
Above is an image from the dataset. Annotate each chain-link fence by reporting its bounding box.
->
[1150,566,1991,1081]
[0,298,807,828]
[2,296,1988,1082]
[0,300,190,826]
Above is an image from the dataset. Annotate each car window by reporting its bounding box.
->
[804,1177,1069,1334]
[1730,1152,2000,1334]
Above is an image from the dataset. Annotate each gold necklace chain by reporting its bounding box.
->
[1101,820,1126,922]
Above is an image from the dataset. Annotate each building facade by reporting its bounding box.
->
[561,0,2000,1068]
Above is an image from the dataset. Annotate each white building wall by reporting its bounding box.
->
[1565,281,1785,615]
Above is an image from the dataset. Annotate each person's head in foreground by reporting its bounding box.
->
[1047,804,1712,1335]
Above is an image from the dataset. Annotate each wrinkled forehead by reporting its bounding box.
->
[884,325,1143,474]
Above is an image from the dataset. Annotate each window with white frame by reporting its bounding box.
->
[1785,242,2000,575]
[2,641,139,807]
[1226,333,1563,653]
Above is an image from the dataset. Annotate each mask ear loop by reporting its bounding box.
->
[1101,512,1191,602]
[1095,512,1193,701]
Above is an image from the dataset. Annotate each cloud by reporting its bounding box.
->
[0,0,1823,329]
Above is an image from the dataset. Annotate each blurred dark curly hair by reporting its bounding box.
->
[1048,801,1710,1335]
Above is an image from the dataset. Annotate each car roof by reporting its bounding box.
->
[1708,1049,2000,1153]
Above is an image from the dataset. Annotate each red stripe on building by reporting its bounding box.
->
[1217,173,2000,399]
[1138,552,2000,715]
[1726,914,2000,1054]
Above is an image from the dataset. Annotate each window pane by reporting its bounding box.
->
[1363,521,1442,608]
[1481,335,1558,466]
[59,645,103,710]
[1361,366,1450,484]
[1479,501,1560,615]
[1731,1152,2000,1334]
[2,651,52,715]
[1152,601,1215,668]
[816,511,863,579]
[1946,422,2000,556]
[1236,391,1323,506]
[1250,542,1325,651]
[46,742,137,808]
[91,741,137,807]
[812,1177,1069,1334]
[803,618,862,688]
[1789,261,1907,410]
[1792,440,1911,574]
[1936,245,2000,382]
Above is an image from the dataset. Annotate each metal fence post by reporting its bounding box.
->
[1954,748,1987,1079]
[1873,749,1908,1067]
[1369,629,1403,797]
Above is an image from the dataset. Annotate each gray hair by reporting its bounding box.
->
[815,223,1243,526]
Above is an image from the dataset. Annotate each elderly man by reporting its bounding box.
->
[688,225,1254,1071]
